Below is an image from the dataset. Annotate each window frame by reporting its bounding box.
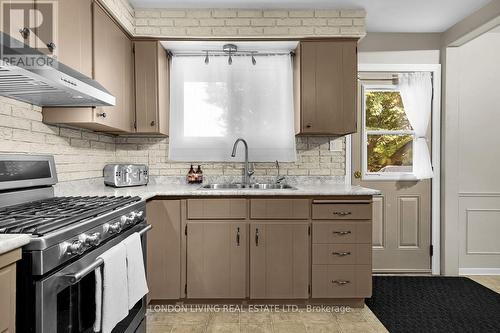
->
[361,84,417,181]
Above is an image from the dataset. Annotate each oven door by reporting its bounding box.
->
[35,224,150,333]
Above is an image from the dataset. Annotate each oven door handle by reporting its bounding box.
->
[63,224,152,285]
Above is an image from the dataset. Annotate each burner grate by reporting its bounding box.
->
[0,196,140,235]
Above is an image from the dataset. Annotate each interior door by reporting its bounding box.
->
[351,72,432,273]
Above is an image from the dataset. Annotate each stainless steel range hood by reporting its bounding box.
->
[0,33,115,107]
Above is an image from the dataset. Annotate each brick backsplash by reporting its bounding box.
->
[134,8,366,37]
[0,3,362,182]
[114,136,345,177]
[0,96,345,181]
[0,97,116,182]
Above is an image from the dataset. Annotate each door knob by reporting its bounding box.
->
[354,170,361,179]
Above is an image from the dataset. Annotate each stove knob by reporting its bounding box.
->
[120,214,134,226]
[108,221,122,234]
[83,232,101,246]
[67,240,85,255]
[134,210,144,222]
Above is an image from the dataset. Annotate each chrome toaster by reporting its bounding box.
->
[103,164,149,187]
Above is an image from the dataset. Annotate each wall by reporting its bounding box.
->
[0,5,365,181]
[134,8,365,37]
[0,97,116,182]
[118,7,366,178]
[114,136,346,178]
[358,33,440,64]
[100,0,135,35]
[442,30,500,274]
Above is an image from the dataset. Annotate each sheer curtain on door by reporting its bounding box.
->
[169,54,296,162]
[398,72,434,179]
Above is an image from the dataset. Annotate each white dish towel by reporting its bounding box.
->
[93,243,129,333]
[123,232,149,309]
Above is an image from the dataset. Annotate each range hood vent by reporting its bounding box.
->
[0,33,115,107]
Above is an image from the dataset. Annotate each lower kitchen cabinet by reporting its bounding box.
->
[250,222,310,299]
[311,265,371,298]
[146,200,182,300]
[147,197,373,303]
[0,249,21,333]
[186,221,247,298]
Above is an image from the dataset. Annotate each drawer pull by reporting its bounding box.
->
[333,231,352,235]
[255,228,259,246]
[332,280,350,285]
[236,227,240,246]
[332,251,351,256]
[333,211,352,216]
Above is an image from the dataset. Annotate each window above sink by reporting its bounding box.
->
[165,41,298,162]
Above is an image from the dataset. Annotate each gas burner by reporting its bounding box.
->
[0,196,140,235]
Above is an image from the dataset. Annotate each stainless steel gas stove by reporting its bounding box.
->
[0,154,149,333]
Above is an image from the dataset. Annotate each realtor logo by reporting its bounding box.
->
[0,0,57,67]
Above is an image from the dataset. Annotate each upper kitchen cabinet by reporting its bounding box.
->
[42,1,135,133]
[294,39,358,136]
[2,0,36,47]
[134,41,169,136]
[50,0,93,76]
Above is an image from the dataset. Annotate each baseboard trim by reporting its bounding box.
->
[459,268,500,275]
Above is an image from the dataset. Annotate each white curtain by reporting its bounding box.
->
[398,72,434,179]
[169,54,296,162]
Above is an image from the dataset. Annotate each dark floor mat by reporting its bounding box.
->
[365,276,500,333]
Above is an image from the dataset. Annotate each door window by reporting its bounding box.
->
[362,87,416,180]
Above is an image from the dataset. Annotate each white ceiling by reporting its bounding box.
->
[129,0,492,33]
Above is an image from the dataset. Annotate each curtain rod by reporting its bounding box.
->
[169,51,295,57]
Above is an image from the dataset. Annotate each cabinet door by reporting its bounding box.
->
[250,222,310,299]
[187,222,247,298]
[51,0,92,76]
[146,200,181,300]
[93,3,134,132]
[300,40,357,135]
[134,41,169,135]
[0,263,16,333]
[2,0,36,46]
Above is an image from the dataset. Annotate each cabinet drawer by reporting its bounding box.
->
[187,199,247,219]
[311,265,371,298]
[312,222,371,244]
[250,199,310,219]
[312,244,371,265]
[312,203,371,220]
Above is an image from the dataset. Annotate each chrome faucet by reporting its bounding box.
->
[231,138,254,185]
[275,160,286,184]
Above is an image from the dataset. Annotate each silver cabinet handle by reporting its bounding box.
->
[333,231,351,235]
[47,42,56,52]
[332,251,351,256]
[333,211,352,216]
[236,227,240,246]
[332,280,350,285]
[19,27,30,39]
[255,228,259,246]
[96,112,107,118]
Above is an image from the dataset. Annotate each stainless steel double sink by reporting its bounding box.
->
[199,183,296,190]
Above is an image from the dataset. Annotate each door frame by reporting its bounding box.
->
[347,63,441,275]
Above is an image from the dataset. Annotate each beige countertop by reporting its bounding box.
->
[0,234,30,255]
[54,178,380,200]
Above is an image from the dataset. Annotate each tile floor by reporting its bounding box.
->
[146,276,500,333]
